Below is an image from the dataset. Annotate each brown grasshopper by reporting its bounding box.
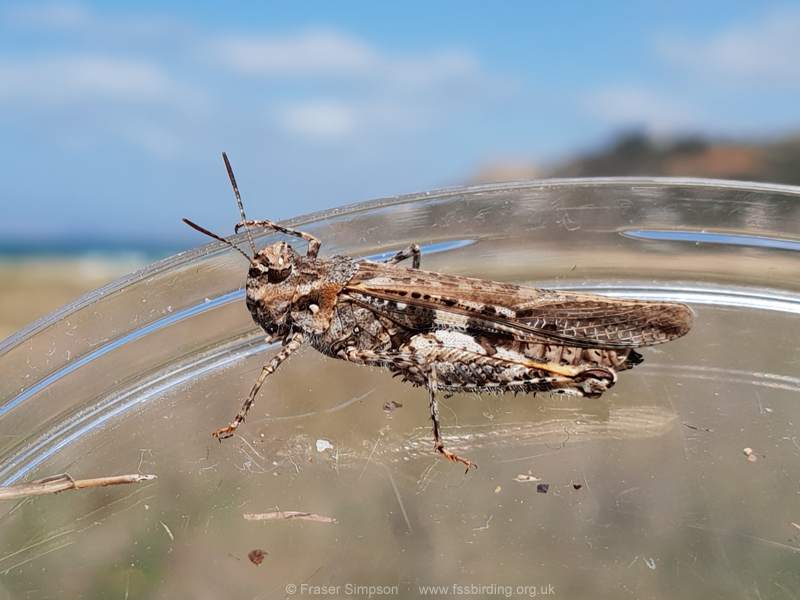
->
[183,153,692,471]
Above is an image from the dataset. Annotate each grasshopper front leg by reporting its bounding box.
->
[214,331,304,439]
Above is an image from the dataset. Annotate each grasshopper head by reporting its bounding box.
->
[250,241,296,284]
[246,241,305,338]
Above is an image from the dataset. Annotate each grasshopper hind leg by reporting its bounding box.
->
[427,366,476,473]
[338,347,475,472]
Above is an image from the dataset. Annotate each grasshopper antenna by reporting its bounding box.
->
[221,152,258,256]
[182,218,259,268]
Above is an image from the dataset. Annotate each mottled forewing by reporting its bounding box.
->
[344,261,692,349]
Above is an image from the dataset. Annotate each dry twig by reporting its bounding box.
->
[0,473,156,500]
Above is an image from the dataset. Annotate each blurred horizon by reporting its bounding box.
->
[3,1,800,248]
[3,129,800,258]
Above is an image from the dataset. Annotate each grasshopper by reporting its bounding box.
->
[184,154,692,471]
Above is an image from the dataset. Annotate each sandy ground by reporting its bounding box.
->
[0,257,144,342]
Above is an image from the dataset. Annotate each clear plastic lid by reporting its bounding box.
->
[1,178,799,597]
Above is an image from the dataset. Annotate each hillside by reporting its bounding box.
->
[473,133,800,186]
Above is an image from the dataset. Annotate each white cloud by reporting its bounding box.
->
[389,50,480,86]
[210,30,497,141]
[584,87,701,135]
[5,1,176,41]
[211,31,379,78]
[581,10,800,139]
[279,102,358,138]
[211,29,483,87]
[5,1,91,30]
[0,56,204,113]
[0,53,211,158]
[657,9,800,87]
[0,3,509,150]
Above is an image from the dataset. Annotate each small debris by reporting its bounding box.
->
[248,549,267,566]
[743,447,758,462]
[160,521,174,541]
[243,511,338,523]
[572,482,583,490]
[791,522,800,531]
[382,401,403,413]
[536,484,550,494]
[316,439,334,452]
[683,422,712,432]
[514,474,542,483]
[494,486,501,493]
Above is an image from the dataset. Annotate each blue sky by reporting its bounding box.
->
[2,1,799,247]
